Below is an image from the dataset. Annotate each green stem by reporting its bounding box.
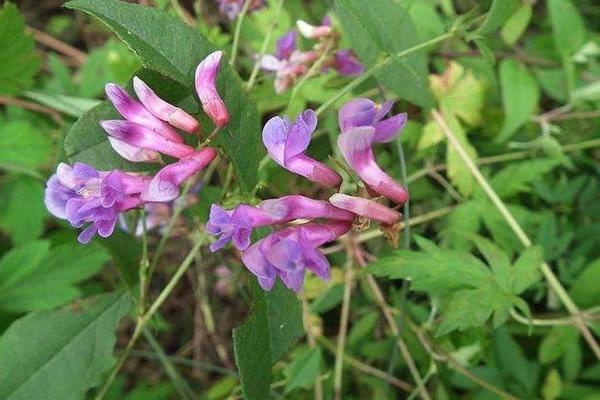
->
[138,210,150,315]
[315,31,454,116]
[432,109,600,361]
[94,234,206,400]
[229,0,252,69]
[245,0,286,91]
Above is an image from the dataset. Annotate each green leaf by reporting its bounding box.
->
[548,0,586,56]
[572,81,600,102]
[511,246,543,294]
[569,259,600,307]
[539,326,578,365]
[0,2,41,95]
[0,177,47,245]
[64,0,263,192]
[335,0,432,108]
[348,312,379,347]
[501,4,532,46]
[284,347,322,393]
[491,159,560,198]
[471,236,512,291]
[0,241,110,313]
[23,91,101,118]
[233,280,303,400]
[479,0,520,35]
[542,369,562,400]
[0,120,52,170]
[497,59,540,142]
[0,291,132,400]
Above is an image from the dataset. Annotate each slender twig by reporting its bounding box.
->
[300,292,323,400]
[315,31,455,116]
[27,26,87,65]
[245,0,285,91]
[334,248,354,400]
[138,210,150,314]
[94,234,206,400]
[128,349,237,375]
[432,109,600,361]
[0,95,62,123]
[316,336,413,393]
[229,0,252,68]
[323,206,455,254]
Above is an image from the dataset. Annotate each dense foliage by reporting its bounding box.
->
[1,0,600,399]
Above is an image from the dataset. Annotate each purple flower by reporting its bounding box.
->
[217,0,265,20]
[206,195,353,252]
[107,137,161,163]
[132,77,200,134]
[241,221,352,292]
[195,51,229,129]
[263,110,342,188]
[329,193,401,225]
[44,163,147,244]
[339,98,407,142]
[100,120,196,159]
[141,147,217,202]
[331,50,364,76]
[105,83,184,144]
[276,31,297,60]
[337,126,408,204]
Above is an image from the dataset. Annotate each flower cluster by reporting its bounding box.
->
[45,52,229,243]
[207,99,408,292]
[260,17,363,93]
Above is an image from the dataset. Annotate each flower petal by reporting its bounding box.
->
[262,116,288,165]
[195,51,229,128]
[338,98,376,132]
[373,112,407,143]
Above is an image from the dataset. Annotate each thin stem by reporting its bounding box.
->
[407,137,600,183]
[323,205,455,254]
[432,109,600,361]
[142,328,197,400]
[229,0,252,69]
[0,95,62,122]
[245,0,285,91]
[300,292,323,400]
[27,26,87,65]
[287,40,334,111]
[138,210,150,315]
[128,349,237,375]
[94,234,206,400]
[315,31,454,116]
[316,336,413,393]
[334,252,354,400]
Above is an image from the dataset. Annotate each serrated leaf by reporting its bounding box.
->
[548,0,586,57]
[0,241,110,313]
[233,280,303,400]
[512,246,543,294]
[479,0,520,35]
[497,59,540,142]
[0,291,131,400]
[491,159,560,198]
[64,0,263,192]
[0,177,47,245]
[335,0,432,108]
[430,61,486,127]
[0,2,41,95]
[471,236,512,291]
[284,347,322,393]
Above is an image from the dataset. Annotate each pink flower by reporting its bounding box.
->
[206,195,353,251]
[133,77,200,134]
[329,193,401,225]
[296,20,332,39]
[262,109,342,188]
[337,126,408,204]
[339,98,407,142]
[141,147,217,202]
[195,51,229,129]
[100,120,196,159]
